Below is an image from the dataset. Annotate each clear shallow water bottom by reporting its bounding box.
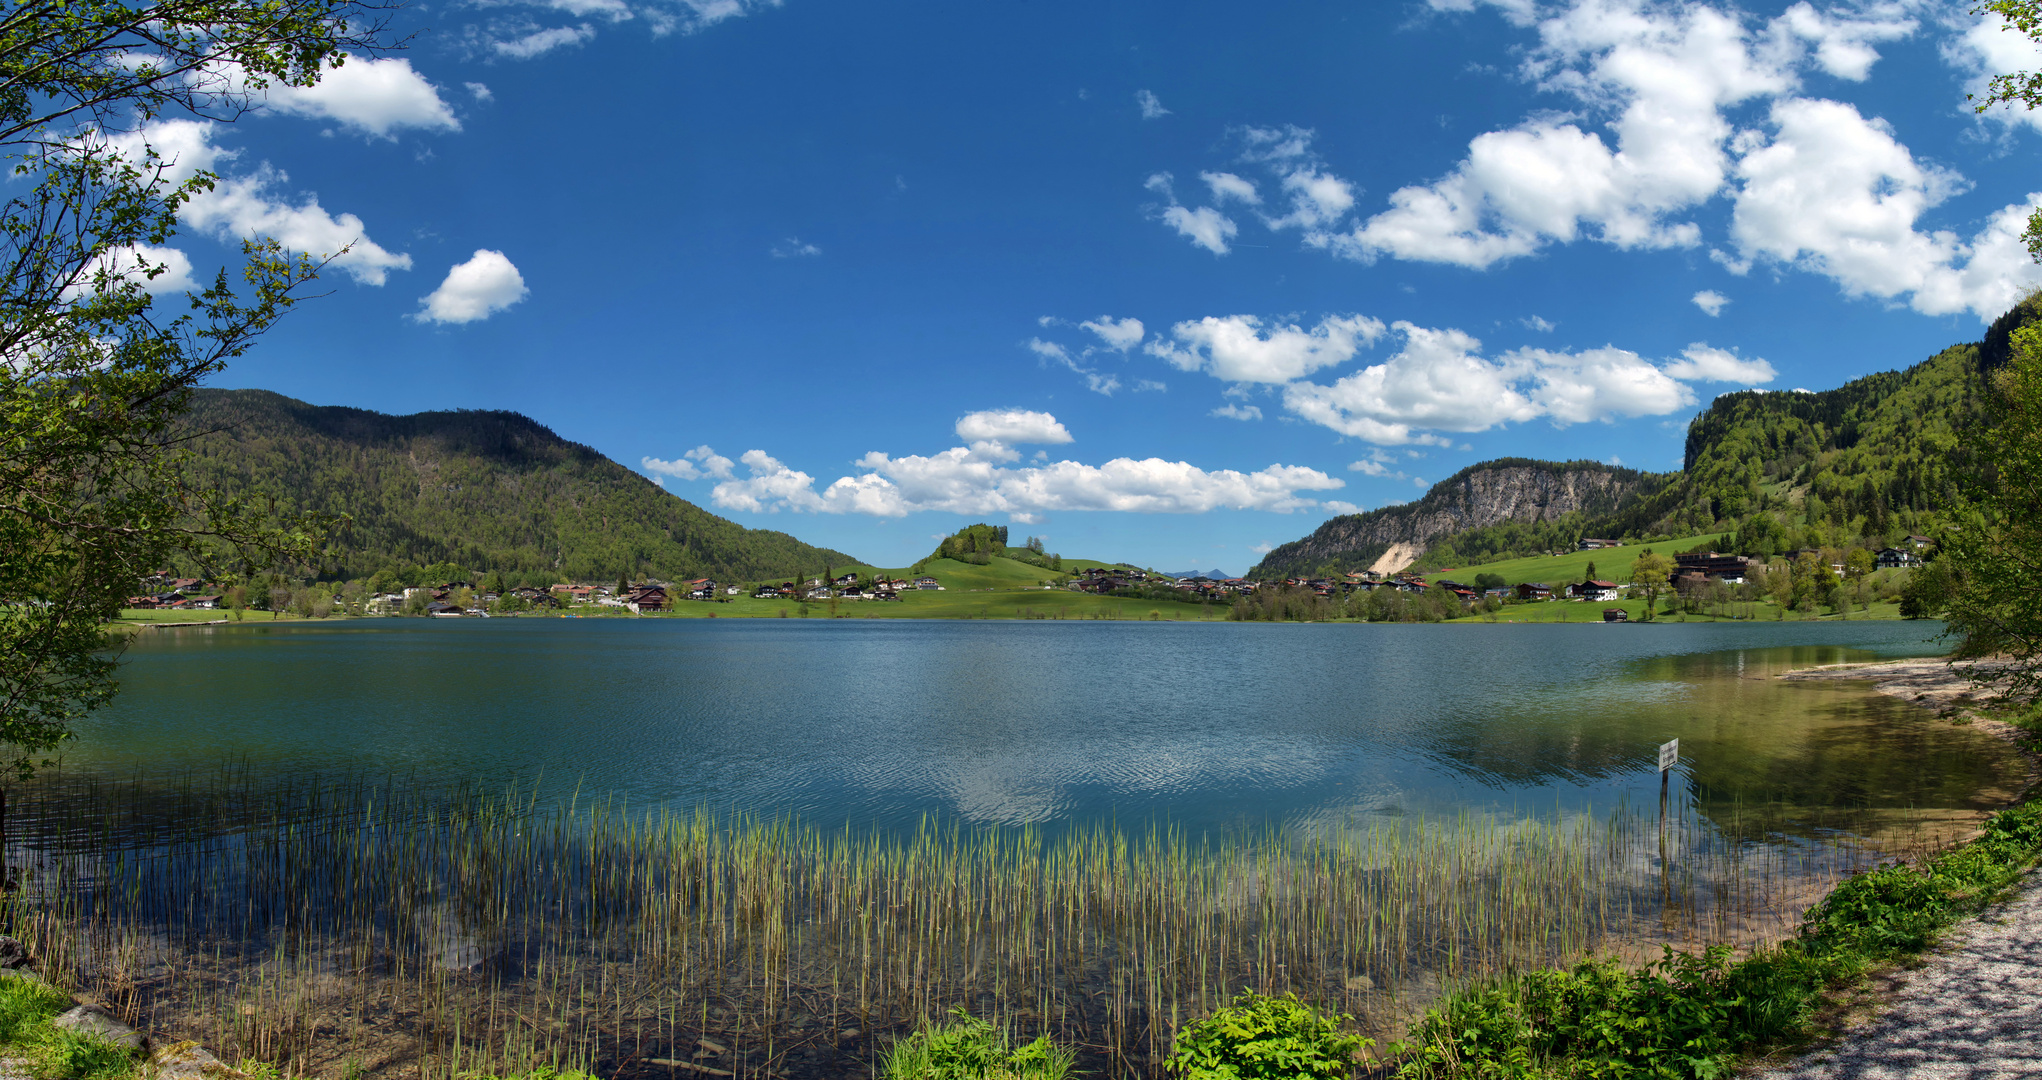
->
[6,619,2027,1080]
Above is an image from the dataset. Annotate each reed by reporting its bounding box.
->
[0,773,1957,1080]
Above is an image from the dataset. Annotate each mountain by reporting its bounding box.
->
[1251,460,1661,579]
[1249,330,1995,579]
[1164,568,1235,580]
[178,389,859,583]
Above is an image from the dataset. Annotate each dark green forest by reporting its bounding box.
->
[176,390,857,584]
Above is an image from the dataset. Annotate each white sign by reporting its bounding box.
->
[1658,738,1679,772]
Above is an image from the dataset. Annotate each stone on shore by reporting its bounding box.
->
[53,1004,145,1050]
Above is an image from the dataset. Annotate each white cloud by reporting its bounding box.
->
[547,0,634,18]
[416,249,529,324]
[1692,290,1729,316]
[262,58,459,138]
[1281,323,1538,444]
[1202,171,1260,205]
[643,445,736,481]
[66,244,197,300]
[955,409,1074,445]
[1512,345,1695,423]
[1780,2,1915,81]
[1272,320,1742,444]
[1722,97,2042,318]
[113,119,411,285]
[466,82,494,102]
[1250,541,1275,554]
[1947,8,2042,133]
[1523,315,1556,332]
[705,443,1345,517]
[1320,1,1911,269]
[1137,89,1171,119]
[1080,316,1144,350]
[771,237,821,258]
[1661,343,1777,383]
[1159,205,1237,255]
[1148,313,1385,384]
[1322,501,1363,514]
[1348,450,1407,479]
[1210,403,1263,421]
[1028,338,1121,395]
[494,24,597,59]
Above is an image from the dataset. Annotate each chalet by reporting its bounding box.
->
[753,585,784,599]
[834,573,860,586]
[1602,609,1628,623]
[1568,580,1621,602]
[425,601,463,617]
[915,576,941,590]
[126,595,161,609]
[1483,587,1514,600]
[839,585,865,599]
[182,594,222,609]
[1515,582,1553,601]
[1876,547,1922,570]
[169,577,203,593]
[1673,553,1752,582]
[1906,534,1933,549]
[624,586,670,611]
[1577,539,1618,550]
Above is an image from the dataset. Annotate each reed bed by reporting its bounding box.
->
[0,773,1959,1080]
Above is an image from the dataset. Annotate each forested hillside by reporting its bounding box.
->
[178,390,857,583]
[1251,329,1997,578]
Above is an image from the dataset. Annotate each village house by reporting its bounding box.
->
[1876,547,1923,570]
[1577,538,1619,550]
[1515,582,1553,601]
[753,584,784,599]
[1568,580,1622,602]
[1673,552,1752,583]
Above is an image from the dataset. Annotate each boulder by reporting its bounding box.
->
[52,1004,144,1050]
[0,936,30,970]
[149,1042,247,1080]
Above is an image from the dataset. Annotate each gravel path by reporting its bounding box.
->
[1748,869,2042,1080]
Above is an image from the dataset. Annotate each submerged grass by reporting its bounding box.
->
[0,774,1967,1080]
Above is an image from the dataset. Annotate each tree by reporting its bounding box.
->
[1844,547,1876,580]
[1938,320,2042,695]
[0,0,391,775]
[1628,549,1672,622]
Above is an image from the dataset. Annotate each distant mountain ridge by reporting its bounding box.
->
[180,389,858,582]
[1249,328,1995,579]
[1252,460,1660,579]
[1164,568,1235,580]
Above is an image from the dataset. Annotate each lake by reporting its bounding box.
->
[14,617,2024,1079]
[62,617,2020,839]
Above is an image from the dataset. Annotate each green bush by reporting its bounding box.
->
[1396,791,2042,1079]
[882,1010,1073,1080]
[1166,990,1372,1080]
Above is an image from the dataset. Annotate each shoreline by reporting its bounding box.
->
[1778,656,2040,791]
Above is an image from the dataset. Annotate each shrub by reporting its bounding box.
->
[882,1010,1073,1080]
[1166,990,1372,1080]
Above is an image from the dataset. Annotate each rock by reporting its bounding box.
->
[1344,974,1375,993]
[149,1042,246,1080]
[0,937,29,970]
[53,1004,144,1050]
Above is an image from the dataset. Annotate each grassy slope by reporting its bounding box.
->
[1428,533,1724,589]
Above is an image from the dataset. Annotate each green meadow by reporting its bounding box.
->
[1425,532,1727,588]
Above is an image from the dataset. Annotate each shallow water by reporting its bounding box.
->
[13,618,2025,1079]
[62,618,2021,838]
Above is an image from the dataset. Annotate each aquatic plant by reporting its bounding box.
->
[0,772,1956,1080]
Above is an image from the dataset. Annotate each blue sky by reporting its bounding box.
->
[148,0,2042,573]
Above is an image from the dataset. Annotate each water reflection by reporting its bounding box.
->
[65,619,2018,840]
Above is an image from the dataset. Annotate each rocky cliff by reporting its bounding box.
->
[1250,460,1657,578]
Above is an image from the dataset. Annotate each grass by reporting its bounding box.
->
[1422,535,1727,590]
[2,773,1928,1080]
[0,975,140,1080]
